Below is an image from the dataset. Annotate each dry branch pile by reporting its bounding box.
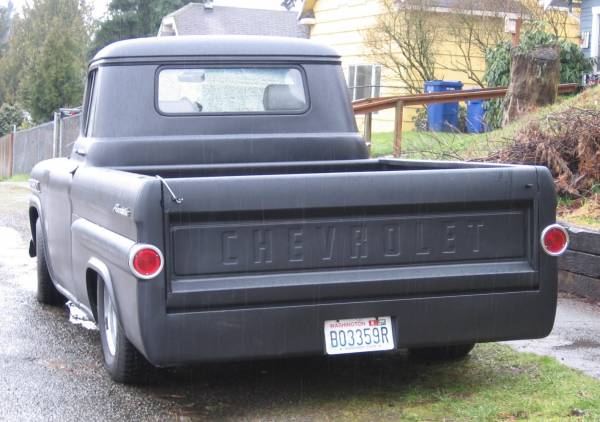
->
[484,107,600,196]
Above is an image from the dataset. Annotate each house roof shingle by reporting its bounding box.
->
[301,0,530,17]
[398,0,529,16]
[163,3,309,38]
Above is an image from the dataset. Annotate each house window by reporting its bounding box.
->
[592,6,600,71]
[347,64,381,101]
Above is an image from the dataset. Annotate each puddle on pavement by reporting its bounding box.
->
[555,339,600,350]
[504,334,573,354]
[66,301,97,330]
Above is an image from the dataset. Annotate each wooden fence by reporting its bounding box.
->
[0,114,81,178]
[0,133,13,179]
[352,83,579,157]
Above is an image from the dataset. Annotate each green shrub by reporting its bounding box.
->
[412,107,428,132]
[483,21,594,129]
[0,103,24,137]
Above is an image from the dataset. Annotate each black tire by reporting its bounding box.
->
[35,219,66,306]
[409,343,475,362]
[97,279,149,383]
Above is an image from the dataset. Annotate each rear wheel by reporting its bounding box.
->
[97,279,149,383]
[409,343,475,361]
[35,220,66,306]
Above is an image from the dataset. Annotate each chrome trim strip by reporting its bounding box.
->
[28,178,41,193]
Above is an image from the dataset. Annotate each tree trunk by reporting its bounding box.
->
[502,45,561,126]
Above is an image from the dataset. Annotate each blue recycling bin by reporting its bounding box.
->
[425,80,463,132]
[466,100,487,133]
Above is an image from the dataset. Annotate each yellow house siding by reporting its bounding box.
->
[306,0,581,133]
[307,0,498,132]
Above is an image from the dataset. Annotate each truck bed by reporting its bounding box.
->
[110,159,552,313]
[114,158,510,178]
[68,158,557,365]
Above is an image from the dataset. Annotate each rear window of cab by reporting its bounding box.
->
[157,67,308,115]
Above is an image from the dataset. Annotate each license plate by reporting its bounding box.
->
[324,316,394,355]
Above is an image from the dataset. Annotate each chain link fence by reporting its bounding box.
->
[1,114,82,177]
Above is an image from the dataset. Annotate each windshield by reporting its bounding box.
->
[157,67,308,114]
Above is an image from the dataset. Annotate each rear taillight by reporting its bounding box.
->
[540,224,569,256]
[129,244,164,279]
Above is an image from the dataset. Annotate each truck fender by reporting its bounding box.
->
[28,196,43,257]
[86,257,121,324]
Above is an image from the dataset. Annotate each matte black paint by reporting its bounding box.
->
[29,36,558,367]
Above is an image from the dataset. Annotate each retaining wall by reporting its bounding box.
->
[559,225,600,300]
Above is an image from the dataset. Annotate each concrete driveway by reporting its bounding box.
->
[505,296,600,379]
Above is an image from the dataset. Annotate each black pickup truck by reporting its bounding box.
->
[28,35,569,383]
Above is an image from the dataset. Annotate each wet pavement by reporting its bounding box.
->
[1,181,599,421]
[505,297,600,379]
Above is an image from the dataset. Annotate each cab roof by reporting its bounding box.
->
[91,35,340,65]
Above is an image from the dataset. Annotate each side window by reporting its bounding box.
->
[83,70,97,137]
[346,64,381,101]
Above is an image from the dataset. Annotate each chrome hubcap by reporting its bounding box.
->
[103,287,117,356]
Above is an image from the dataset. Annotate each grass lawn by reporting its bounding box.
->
[558,185,600,231]
[370,131,484,160]
[285,343,600,421]
[370,85,600,161]
[0,173,29,182]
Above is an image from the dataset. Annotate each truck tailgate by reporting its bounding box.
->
[160,165,546,311]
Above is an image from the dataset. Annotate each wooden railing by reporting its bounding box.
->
[352,83,579,157]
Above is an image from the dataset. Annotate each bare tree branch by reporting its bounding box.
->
[363,0,439,94]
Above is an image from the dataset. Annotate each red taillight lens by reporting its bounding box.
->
[541,224,569,256]
[129,245,163,279]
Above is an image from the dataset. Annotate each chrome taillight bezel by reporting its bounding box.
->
[128,244,164,279]
[540,224,569,257]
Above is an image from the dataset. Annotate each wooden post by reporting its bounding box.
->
[8,132,13,178]
[364,112,372,154]
[393,101,404,158]
[52,112,60,158]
